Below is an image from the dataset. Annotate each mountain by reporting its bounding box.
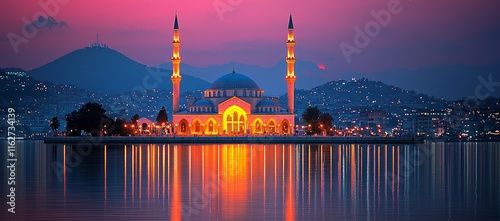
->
[348,62,500,101]
[158,59,329,96]
[29,46,210,93]
[281,78,448,120]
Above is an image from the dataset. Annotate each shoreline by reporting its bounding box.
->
[43,136,425,144]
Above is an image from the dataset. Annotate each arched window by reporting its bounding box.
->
[208,121,214,133]
[217,91,221,97]
[234,90,237,96]
[239,116,245,132]
[194,121,201,133]
[256,121,261,132]
[181,122,187,133]
[281,120,290,134]
[243,90,247,96]
[250,91,253,97]
[223,91,227,97]
[269,121,275,133]
[226,111,246,134]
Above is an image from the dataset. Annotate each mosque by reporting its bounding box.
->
[170,13,297,136]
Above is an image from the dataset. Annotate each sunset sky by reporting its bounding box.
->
[1,0,499,77]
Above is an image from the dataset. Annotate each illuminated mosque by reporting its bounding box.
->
[170,13,297,135]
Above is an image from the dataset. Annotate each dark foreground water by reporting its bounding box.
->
[1,141,499,220]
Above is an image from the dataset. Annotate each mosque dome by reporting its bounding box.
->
[208,72,260,90]
[256,99,277,107]
[192,99,214,107]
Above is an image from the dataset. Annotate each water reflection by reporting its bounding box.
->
[3,142,499,220]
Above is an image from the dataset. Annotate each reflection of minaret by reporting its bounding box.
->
[171,12,182,114]
[285,13,296,114]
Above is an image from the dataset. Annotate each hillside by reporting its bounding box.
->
[368,62,500,100]
[281,78,448,115]
[29,46,210,93]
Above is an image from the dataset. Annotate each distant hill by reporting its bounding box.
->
[281,78,448,114]
[29,46,210,93]
[343,62,500,101]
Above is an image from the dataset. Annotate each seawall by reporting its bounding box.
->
[43,136,424,144]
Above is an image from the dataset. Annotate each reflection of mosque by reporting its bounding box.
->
[39,143,500,220]
[169,13,297,135]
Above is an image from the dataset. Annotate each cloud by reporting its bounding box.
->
[25,16,68,30]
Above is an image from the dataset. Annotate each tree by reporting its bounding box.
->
[156,106,168,126]
[65,111,79,136]
[65,102,113,136]
[78,102,108,135]
[319,112,334,135]
[302,106,335,135]
[131,114,139,127]
[112,118,131,136]
[50,116,60,135]
[301,106,321,135]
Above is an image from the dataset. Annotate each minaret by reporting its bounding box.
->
[171,12,182,113]
[285,13,296,114]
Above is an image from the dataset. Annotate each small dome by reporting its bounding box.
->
[256,99,276,107]
[192,99,214,107]
[209,72,260,90]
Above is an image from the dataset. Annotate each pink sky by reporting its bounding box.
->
[1,0,499,76]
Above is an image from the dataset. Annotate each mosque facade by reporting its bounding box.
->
[170,14,297,135]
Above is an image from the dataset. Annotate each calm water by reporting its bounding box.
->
[1,141,499,220]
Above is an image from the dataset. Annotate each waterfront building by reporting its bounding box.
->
[170,13,296,135]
